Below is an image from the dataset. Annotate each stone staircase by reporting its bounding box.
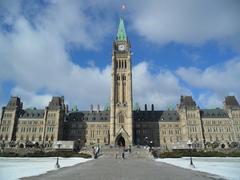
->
[100,146,154,160]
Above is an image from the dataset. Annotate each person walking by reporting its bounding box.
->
[122,148,125,159]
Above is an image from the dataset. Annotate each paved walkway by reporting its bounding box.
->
[22,155,224,180]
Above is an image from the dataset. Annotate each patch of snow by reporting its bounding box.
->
[0,157,92,180]
[156,157,240,180]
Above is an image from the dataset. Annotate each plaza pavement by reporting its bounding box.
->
[22,154,224,180]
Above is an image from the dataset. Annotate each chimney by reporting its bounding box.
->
[151,104,154,111]
[97,104,100,113]
[145,104,147,111]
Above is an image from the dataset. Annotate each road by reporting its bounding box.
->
[22,154,224,180]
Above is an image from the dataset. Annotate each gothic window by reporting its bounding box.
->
[51,135,54,141]
[123,83,126,102]
[163,137,166,143]
[39,135,42,141]
[119,113,124,123]
[125,61,127,68]
[122,60,124,68]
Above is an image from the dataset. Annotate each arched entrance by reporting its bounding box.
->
[116,136,125,147]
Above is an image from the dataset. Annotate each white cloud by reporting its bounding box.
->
[128,0,240,50]
[133,62,190,109]
[198,93,224,108]
[0,1,190,110]
[176,57,240,107]
[176,57,240,94]
[0,1,114,109]
[11,87,52,108]
[1,0,239,110]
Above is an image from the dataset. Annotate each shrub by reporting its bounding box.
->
[0,150,92,158]
[152,150,240,158]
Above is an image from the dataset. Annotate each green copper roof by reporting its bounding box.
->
[117,17,127,41]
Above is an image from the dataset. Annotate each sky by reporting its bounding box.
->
[0,0,240,111]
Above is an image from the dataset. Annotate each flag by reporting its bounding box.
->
[121,4,126,11]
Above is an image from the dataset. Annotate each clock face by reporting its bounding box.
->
[118,44,125,51]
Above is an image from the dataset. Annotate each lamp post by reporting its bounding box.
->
[1,138,5,153]
[144,137,148,147]
[77,139,81,152]
[149,141,153,151]
[187,140,194,167]
[56,142,62,168]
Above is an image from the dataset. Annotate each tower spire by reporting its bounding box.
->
[117,17,127,41]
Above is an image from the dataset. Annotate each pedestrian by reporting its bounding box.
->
[92,146,97,159]
[97,145,100,155]
[122,148,125,159]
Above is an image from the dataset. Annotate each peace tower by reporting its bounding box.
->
[110,17,133,146]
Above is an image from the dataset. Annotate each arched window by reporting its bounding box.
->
[119,113,124,123]
[46,135,49,141]
[39,135,42,141]
[210,135,212,141]
[51,135,54,141]
[32,135,35,141]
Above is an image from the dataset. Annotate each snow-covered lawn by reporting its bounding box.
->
[156,157,240,180]
[0,157,92,180]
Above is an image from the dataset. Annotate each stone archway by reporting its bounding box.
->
[115,134,126,147]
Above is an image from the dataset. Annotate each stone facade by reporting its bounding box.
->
[110,17,133,146]
[1,18,240,150]
[0,96,65,148]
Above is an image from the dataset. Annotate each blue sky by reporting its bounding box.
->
[0,0,240,110]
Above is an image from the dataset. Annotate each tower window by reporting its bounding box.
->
[119,113,124,123]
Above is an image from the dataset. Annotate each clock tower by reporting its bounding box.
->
[110,17,133,146]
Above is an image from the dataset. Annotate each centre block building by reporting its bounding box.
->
[1,18,240,150]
